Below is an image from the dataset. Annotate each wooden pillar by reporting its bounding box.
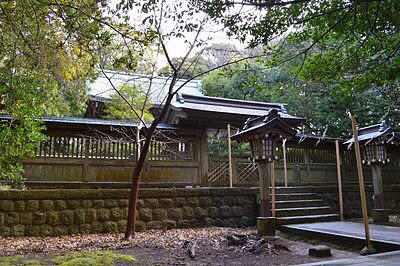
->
[271,160,276,217]
[227,124,233,188]
[371,164,384,209]
[335,140,344,221]
[258,161,271,217]
[200,131,209,187]
[282,139,288,187]
[351,115,371,248]
[83,139,90,182]
[304,148,310,181]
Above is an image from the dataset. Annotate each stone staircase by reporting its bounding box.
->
[273,187,339,226]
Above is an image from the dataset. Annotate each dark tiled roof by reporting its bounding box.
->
[0,114,182,131]
[344,121,400,145]
[172,94,300,120]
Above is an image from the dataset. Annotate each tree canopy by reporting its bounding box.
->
[198,0,400,115]
[0,0,106,184]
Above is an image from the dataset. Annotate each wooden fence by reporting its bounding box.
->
[24,134,202,186]
[208,147,400,186]
[23,134,400,187]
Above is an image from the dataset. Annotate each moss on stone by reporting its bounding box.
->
[26,200,39,212]
[11,225,25,237]
[93,200,105,208]
[55,200,67,210]
[0,212,4,226]
[14,201,25,212]
[80,223,91,235]
[105,199,118,208]
[0,200,14,212]
[60,210,74,225]
[104,221,118,233]
[32,212,46,225]
[97,209,110,221]
[85,208,97,223]
[41,200,54,211]
[5,212,19,226]
[110,208,123,221]
[74,209,86,224]
[153,209,167,220]
[47,211,60,226]
[91,222,104,233]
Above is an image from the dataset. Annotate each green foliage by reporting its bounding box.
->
[202,58,398,138]
[105,84,153,122]
[0,251,136,266]
[99,30,156,74]
[0,0,105,185]
[49,251,136,266]
[208,135,251,158]
[199,0,400,125]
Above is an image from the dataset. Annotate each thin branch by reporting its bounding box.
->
[100,67,149,131]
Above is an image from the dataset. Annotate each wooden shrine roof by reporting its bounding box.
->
[163,94,305,129]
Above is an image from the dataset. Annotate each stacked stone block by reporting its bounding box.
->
[0,188,258,237]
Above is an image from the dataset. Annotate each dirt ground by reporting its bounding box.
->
[0,227,357,265]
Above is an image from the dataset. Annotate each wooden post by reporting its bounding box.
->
[335,140,344,221]
[282,139,288,187]
[271,160,276,217]
[351,115,372,248]
[304,148,310,181]
[259,161,271,217]
[83,139,90,182]
[371,164,384,209]
[200,131,209,187]
[227,124,233,188]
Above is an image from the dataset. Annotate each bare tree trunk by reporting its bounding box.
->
[124,131,152,238]
[125,75,178,239]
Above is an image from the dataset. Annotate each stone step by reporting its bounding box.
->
[274,187,323,194]
[275,206,333,217]
[275,193,322,201]
[276,214,340,226]
[275,199,327,208]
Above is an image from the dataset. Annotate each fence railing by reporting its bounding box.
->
[208,147,400,186]
[25,135,201,185]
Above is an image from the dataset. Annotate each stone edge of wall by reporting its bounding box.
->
[0,187,260,200]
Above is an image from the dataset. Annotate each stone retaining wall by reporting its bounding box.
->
[0,188,258,237]
[316,184,400,217]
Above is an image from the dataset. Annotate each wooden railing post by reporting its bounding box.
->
[83,139,90,182]
[282,139,288,187]
[304,148,311,180]
[232,157,237,186]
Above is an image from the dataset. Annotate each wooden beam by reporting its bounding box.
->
[351,115,371,248]
[227,124,233,188]
[335,140,344,221]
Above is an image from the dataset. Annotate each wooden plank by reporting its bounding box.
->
[351,114,371,248]
[335,140,344,221]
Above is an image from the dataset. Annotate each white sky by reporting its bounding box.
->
[107,1,252,67]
